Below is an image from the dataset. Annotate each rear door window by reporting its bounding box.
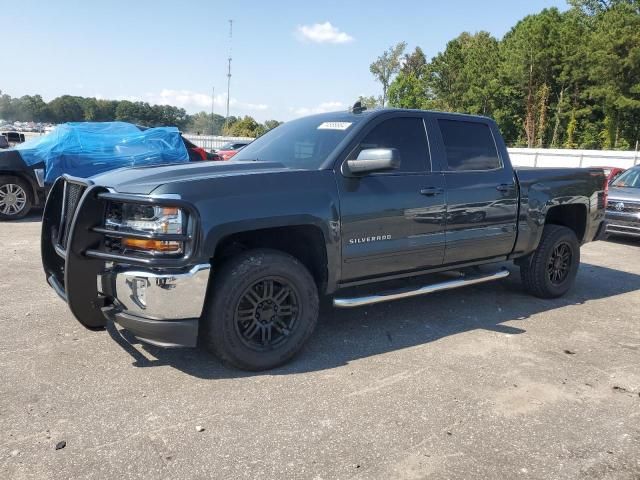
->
[438,120,501,171]
[351,117,430,173]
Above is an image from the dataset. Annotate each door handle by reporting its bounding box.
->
[496,184,512,192]
[420,187,444,196]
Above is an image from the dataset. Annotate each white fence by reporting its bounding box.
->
[183,134,254,150]
[508,148,640,169]
[185,137,640,169]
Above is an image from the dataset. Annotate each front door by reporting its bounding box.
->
[337,115,447,282]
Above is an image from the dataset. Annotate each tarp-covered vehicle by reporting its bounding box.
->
[0,122,192,220]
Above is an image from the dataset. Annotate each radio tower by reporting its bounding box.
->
[225,19,233,121]
[210,86,215,135]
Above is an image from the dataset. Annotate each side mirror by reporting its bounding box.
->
[346,148,401,175]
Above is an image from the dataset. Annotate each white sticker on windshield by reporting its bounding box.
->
[317,122,352,130]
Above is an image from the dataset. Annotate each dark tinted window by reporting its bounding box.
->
[438,120,501,171]
[352,117,429,172]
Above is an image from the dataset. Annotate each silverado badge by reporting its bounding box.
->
[349,235,392,245]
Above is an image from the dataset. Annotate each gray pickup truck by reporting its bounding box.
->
[42,107,607,370]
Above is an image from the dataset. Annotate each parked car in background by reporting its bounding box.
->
[0,135,9,149]
[215,140,252,160]
[1,131,26,146]
[182,136,221,161]
[605,165,640,238]
[0,122,194,220]
[595,166,626,184]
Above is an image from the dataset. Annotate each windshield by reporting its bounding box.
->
[233,115,359,169]
[611,168,640,188]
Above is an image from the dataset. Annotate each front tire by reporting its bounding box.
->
[520,225,580,298]
[202,249,319,371]
[0,176,32,220]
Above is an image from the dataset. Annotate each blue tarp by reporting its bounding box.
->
[15,122,189,183]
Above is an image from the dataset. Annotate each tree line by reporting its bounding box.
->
[0,92,280,137]
[368,0,640,149]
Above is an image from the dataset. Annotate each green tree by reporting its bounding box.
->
[388,73,427,109]
[583,2,640,149]
[400,46,427,76]
[369,42,407,107]
[499,9,567,146]
[48,95,85,123]
[223,116,264,137]
[569,0,640,14]
[263,120,282,132]
[187,112,226,135]
[425,32,500,115]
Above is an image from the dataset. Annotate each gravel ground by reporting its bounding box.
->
[1,215,639,479]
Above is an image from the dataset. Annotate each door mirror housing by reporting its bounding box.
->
[345,148,401,175]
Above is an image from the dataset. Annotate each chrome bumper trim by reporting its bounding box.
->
[108,264,210,321]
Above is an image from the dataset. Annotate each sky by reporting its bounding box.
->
[2,0,568,122]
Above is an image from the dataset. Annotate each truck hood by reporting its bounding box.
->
[90,160,291,195]
[608,186,640,203]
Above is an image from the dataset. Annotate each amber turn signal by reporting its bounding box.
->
[122,238,182,252]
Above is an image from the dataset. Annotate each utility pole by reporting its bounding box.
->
[226,19,233,122]
[211,86,215,135]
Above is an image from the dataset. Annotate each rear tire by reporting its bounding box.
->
[202,249,319,371]
[0,175,32,220]
[520,225,580,298]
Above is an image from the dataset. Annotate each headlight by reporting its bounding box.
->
[105,202,186,255]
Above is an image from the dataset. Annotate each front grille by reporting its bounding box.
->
[59,181,86,248]
[607,200,640,213]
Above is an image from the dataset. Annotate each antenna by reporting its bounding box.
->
[226,19,233,121]
[351,100,367,114]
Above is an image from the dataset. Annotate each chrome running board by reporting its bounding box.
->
[333,268,510,308]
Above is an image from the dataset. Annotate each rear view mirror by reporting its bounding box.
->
[346,148,400,175]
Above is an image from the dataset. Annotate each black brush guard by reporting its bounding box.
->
[42,176,109,329]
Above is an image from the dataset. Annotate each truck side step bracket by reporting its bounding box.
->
[333,268,510,308]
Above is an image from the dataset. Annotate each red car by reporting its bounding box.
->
[215,141,252,161]
[182,137,221,161]
[596,166,626,184]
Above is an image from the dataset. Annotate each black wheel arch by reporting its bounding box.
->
[209,223,332,295]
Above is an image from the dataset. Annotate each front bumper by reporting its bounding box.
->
[101,264,210,347]
[42,176,209,348]
[605,211,640,237]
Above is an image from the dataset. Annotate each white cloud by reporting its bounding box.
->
[244,103,269,111]
[296,22,354,44]
[291,101,344,116]
[117,89,268,115]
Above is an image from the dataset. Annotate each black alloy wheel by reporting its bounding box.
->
[202,249,319,371]
[547,242,572,285]
[234,277,300,351]
[520,224,580,299]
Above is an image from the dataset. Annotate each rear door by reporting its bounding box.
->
[429,115,518,264]
[337,113,447,281]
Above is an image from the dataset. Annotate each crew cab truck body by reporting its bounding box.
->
[42,109,607,370]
